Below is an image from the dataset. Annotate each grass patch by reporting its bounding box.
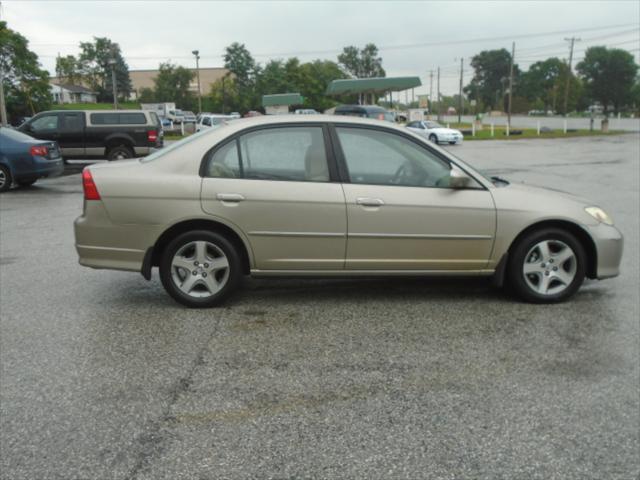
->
[443,123,626,141]
[53,102,140,110]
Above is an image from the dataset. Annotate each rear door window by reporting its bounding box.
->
[60,112,83,132]
[239,126,329,182]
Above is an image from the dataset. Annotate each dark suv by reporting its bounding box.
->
[334,105,394,122]
[18,110,163,160]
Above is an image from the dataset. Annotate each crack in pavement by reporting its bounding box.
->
[122,333,212,480]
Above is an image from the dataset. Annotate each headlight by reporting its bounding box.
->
[585,206,614,225]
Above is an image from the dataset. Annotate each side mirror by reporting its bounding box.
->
[449,167,472,189]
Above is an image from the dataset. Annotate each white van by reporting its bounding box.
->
[196,113,234,132]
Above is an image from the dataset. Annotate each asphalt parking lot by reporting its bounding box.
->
[1,134,638,479]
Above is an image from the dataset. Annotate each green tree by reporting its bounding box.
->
[55,54,82,85]
[137,87,156,103]
[338,43,385,78]
[577,46,638,113]
[0,20,51,120]
[298,60,347,110]
[208,74,239,113]
[464,48,519,110]
[78,37,132,102]
[153,62,195,109]
[223,42,259,112]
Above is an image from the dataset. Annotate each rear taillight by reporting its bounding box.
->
[82,169,101,200]
[377,114,385,121]
[30,145,48,157]
[147,130,158,142]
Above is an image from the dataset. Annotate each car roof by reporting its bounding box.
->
[211,114,402,132]
[335,105,387,112]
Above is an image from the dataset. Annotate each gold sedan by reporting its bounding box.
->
[74,115,623,307]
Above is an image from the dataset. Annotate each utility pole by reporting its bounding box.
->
[0,68,7,126]
[507,42,515,127]
[192,50,202,114]
[563,37,580,117]
[0,0,8,126]
[437,67,441,122]
[56,52,63,105]
[457,57,463,124]
[429,70,433,115]
[108,59,118,110]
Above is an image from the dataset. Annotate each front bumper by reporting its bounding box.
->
[586,223,624,279]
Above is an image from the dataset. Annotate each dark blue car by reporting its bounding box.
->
[0,127,64,192]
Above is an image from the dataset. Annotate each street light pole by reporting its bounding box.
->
[108,58,118,110]
[192,50,202,114]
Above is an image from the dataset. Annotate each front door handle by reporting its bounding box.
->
[356,197,385,207]
[216,193,245,202]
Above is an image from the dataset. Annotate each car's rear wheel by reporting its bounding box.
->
[0,165,12,192]
[107,145,133,161]
[17,178,37,187]
[507,228,586,303]
[159,230,242,308]
[429,134,438,143]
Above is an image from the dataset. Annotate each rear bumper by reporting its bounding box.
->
[587,223,624,279]
[74,201,160,272]
[15,156,64,180]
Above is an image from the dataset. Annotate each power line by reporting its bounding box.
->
[31,22,639,61]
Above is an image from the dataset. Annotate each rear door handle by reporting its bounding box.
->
[356,197,385,207]
[216,193,245,202]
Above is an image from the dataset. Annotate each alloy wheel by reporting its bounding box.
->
[522,239,577,296]
[170,240,230,298]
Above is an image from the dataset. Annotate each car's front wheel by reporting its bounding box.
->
[429,134,438,143]
[0,165,12,192]
[507,228,586,303]
[159,230,243,308]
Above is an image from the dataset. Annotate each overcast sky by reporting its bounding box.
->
[3,0,639,96]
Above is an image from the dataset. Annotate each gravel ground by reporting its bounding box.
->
[1,134,638,480]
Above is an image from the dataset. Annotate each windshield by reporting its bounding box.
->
[140,124,228,163]
[425,121,443,129]
[174,109,184,115]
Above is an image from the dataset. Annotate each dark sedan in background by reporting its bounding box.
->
[0,127,64,192]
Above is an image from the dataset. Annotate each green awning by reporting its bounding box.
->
[325,76,422,95]
[262,93,304,107]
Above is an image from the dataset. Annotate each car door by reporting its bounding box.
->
[22,113,61,143]
[200,124,347,271]
[333,125,496,271]
[58,112,85,156]
[406,121,425,135]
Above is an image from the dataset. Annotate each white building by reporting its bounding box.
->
[50,83,98,104]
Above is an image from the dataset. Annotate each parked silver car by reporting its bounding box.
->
[74,115,623,307]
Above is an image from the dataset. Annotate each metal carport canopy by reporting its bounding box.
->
[325,76,422,95]
[262,93,304,107]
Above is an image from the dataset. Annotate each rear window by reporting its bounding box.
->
[90,112,147,125]
[0,127,37,143]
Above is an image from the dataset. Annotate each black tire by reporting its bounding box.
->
[107,145,134,161]
[159,230,243,308]
[429,134,438,143]
[449,141,456,145]
[507,228,586,303]
[0,165,12,192]
[17,178,37,187]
